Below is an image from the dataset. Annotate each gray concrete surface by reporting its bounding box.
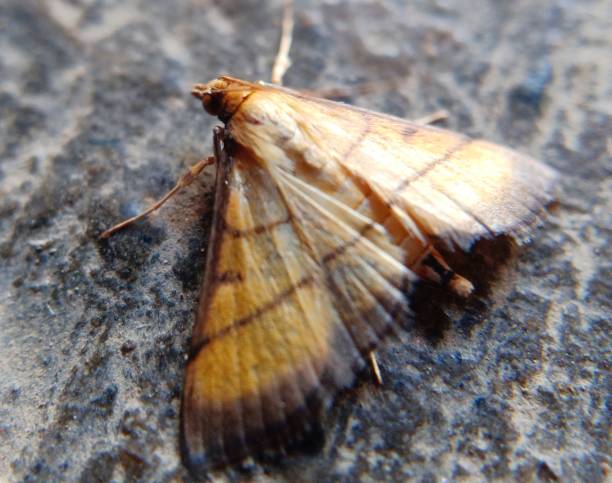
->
[0,0,610,481]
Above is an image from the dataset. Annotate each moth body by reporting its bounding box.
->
[180,76,558,472]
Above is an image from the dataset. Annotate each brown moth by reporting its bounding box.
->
[102,76,557,472]
[177,77,558,471]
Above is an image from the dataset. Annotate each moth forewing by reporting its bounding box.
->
[181,128,355,470]
[181,77,558,471]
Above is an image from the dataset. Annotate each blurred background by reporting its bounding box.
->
[0,0,609,481]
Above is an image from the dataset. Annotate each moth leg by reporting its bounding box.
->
[413,245,474,297]
[414,110,449,126]
[100,156,215,239]
[369,351,383,385]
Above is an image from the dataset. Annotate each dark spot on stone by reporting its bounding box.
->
[120,341,136,355]
[585,266,612,310]
[474,396,487,410]
[91,384,118,414]
[78,451,117,483]
[32,459,44,475]
[119,449,146,480]
[537,461,559,481]
[509,62,553,112]
[7,387,21,403]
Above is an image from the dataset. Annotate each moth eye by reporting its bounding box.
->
[201,93,224,118]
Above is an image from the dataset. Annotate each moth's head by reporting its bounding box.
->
[192,77,255,123]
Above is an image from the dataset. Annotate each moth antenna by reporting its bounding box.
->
[271,0,294,85]
[414,109,449,126]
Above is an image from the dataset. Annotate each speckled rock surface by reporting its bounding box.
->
[0,0,610,481]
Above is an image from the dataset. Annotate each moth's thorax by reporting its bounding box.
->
[193,78,315,168]
[226,92,327,173]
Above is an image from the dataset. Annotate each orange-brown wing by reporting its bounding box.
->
[181,145,414,471]
[226,86,558,250]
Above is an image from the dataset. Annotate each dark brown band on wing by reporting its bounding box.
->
[188,275,315,360]
[340,114,371,161]
[322,221,377,264]
[434,185,497,238]
[181,274,413,473]
[390,138,472,198]
[189,220,379,360]
[181,360,327,473]
[224,214,293,237]
[213,270,244,284]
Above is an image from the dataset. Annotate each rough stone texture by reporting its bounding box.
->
[0,0,610,481]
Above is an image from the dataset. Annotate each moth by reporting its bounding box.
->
[102,76,557,473]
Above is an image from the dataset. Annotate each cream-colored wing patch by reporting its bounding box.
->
[225,87,557,249]
[275,166,416,351]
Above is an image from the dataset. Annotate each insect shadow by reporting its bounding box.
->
[410,235,515,343]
